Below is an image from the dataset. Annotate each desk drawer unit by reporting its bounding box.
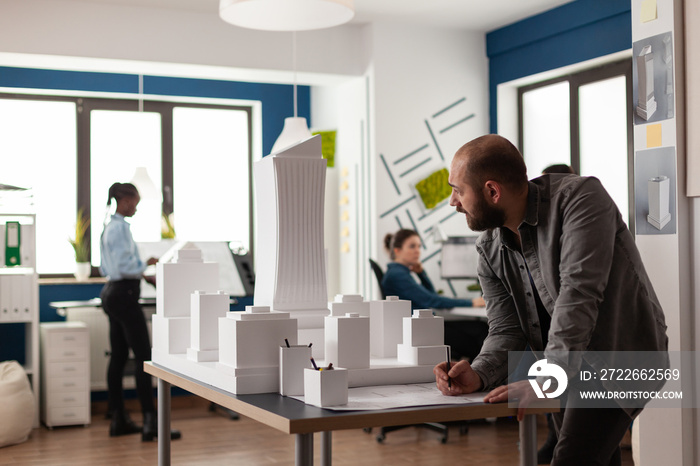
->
[40,322,90,428]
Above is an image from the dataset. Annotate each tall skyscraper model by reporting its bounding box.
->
[253,136,329,330]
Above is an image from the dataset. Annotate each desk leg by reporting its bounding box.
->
[519,414,537,466]
[158,378,172,466]
[321,431,332,466]
[295,433,313,466]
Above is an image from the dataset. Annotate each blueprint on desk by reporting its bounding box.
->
[291,382,489,411]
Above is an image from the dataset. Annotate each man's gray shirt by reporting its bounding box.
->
[470,174,668,406]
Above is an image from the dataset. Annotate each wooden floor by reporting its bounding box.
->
[0,397,633,465]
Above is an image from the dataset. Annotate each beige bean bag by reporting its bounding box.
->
[0,361,35,448]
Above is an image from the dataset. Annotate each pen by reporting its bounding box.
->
[446,347,452,389]
[285,338,290,348]
[308,342,313,348]
[310,357,319,370]
[326,363,334,370]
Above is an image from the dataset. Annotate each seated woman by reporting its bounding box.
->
[381,229,485,310]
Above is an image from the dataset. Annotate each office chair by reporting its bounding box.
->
[368,258,387,299]
[365,259,467,443]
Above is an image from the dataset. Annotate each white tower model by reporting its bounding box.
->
[647,176,671,230]
[253,135,328,331]
[152,243,218,355]
[397,309,449,366]
[636,45,657,120]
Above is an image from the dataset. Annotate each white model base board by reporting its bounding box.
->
[152,350,436,395]
[187,348,219,362]
[647,212,671,230]
[153,349,280,394]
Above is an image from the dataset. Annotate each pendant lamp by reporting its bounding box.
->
[130,167,161,201]
[219,0,354,31]
[271,31,312,154]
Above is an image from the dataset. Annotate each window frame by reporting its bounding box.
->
[517,59,635,233]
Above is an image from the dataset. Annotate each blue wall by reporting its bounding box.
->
[486,0,631,133]
[0,66,310,157]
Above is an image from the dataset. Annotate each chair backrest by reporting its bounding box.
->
[368,259,387,299]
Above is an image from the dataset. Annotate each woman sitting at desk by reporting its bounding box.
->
[381,229,485,310]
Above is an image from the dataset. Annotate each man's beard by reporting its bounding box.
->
[458,193,506,232]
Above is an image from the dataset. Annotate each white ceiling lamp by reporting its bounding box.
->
[219,0,354,31]
[130,167,161,201]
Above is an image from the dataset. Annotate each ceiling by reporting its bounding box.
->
[74,0,575,32]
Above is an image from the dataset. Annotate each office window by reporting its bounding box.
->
[173,107,250,248]
[0,93,254,275]
[0,98,77,274]
[579,76,629,224]
[90,110,163,266]
[518,59,633,229]
[522,81,571,178]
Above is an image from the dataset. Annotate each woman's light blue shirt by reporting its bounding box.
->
[99,214,146,281]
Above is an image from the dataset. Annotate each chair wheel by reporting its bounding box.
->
[441,437,448,444]
[460,424,469,435]
[363,428,372,434]
[376,434,385,443]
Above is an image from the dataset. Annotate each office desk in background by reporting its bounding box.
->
[434,306,487,320]
[145,362,558,466]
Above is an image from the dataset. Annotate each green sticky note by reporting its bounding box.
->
[312,130,336,168]
[415,168,451,210]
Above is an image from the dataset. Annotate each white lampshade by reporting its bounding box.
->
[219,0,354,31]
[271,117,313,154]
[130,167,161,201]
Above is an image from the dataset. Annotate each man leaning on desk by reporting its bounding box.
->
[433,135,668,466]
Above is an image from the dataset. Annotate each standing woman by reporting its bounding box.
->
[100,182,180,441]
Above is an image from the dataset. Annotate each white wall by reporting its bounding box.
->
[370,22,489,300]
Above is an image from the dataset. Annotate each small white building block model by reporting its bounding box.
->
[156,243,219,318]
[324,313,370,369]
[304,367,348,407]
[636,45,657,120]
[152,315,190,355]
[329,294,369,317]
[187,290,230,362]
[402,309,444,346]
[647,176,671,230]
[397,309,448,366]
[218,306,298,368]
[369,296,412,358]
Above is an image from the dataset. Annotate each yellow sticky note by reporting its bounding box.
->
[341,211,350,222]
[641,0,657,23]
[340,180,349,191]
[647,123,662,147]
[341,242,350,253]
[341,166,349,178]
[339,195,349,206]
[341,226,350,237]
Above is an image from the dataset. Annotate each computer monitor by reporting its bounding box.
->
[440,236,479,279]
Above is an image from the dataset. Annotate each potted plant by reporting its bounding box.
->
[69,208,91,281]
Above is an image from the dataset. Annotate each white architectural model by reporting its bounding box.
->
[369,296,412,358]
[187,291,230,362]
[253,136,328,333]
[152,244,218,354]
[397,309,449,366]
[324,313,370,369]
[216,306,297,393]
[636,45,657,120]
[647,176,671,230]
[151,138,450,401]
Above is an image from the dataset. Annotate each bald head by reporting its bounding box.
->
[453,134,528,192]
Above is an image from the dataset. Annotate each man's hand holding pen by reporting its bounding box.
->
[433,359,483,396]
